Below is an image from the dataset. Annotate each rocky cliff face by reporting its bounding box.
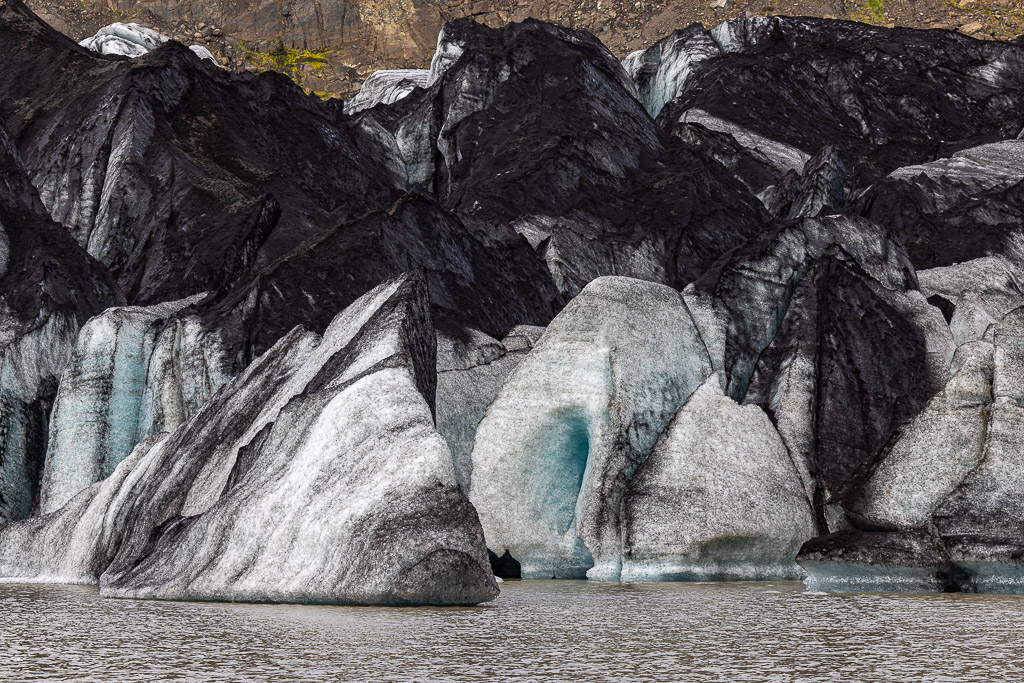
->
[22,0,1024,97]
[5,0,1024,601]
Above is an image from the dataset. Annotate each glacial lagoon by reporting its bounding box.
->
[3,580,1023,681]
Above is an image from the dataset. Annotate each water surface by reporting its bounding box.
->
[2,580,1022,681]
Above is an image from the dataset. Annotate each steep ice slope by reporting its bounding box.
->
[759,145,847,219]
[685,215,945,402]
[38,295,229,514]
[343,69,429,115]
[435,323,544,493]
[361,19,769,298]
[466,217,950,585]
[652,17,1024,188]
[622,25,720,119]
[811,307,1024,593]
[621,375,814,581]
[840,340,995,532]
[470,277,712,580]
[851,140,1024,269]
[0,118,121,525]
[0,272,498,606]
[103,272,496,605]
[195,193,563,363]
[934,309,1024,592]
[791,143,1024,591]
[0,2,402,304]
[746,256,952,532]
[685,214,954,536]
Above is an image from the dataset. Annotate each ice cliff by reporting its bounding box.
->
[0,115,120,525]
[0,272,498,605]
[38,295,228,514]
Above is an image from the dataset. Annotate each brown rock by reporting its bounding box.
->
[19,0,1014,98]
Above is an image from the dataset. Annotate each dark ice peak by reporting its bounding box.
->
[655,16,1024,187]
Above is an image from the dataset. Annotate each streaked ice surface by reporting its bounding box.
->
[2,580,1023,681]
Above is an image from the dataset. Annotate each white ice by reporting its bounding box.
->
[79,23,220,66]
[470,276,712,580]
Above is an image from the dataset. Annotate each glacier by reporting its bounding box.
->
[6,1,1024,599]
[798,531,955,593]
[621,375,815,581]
[436,323,544,493]
[0,115,120,525]
[38,294,227,515]
[343,69,429,115]
[0,272,498,606]
[622,26,720,119]
[79,22,220,66]
[470,276,712,580]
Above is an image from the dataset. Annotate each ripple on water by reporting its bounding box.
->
[1,580,1023,681]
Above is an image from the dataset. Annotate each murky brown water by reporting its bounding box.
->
[2,580,1023,681]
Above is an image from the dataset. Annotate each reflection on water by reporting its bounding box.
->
[2,580,1023,681]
